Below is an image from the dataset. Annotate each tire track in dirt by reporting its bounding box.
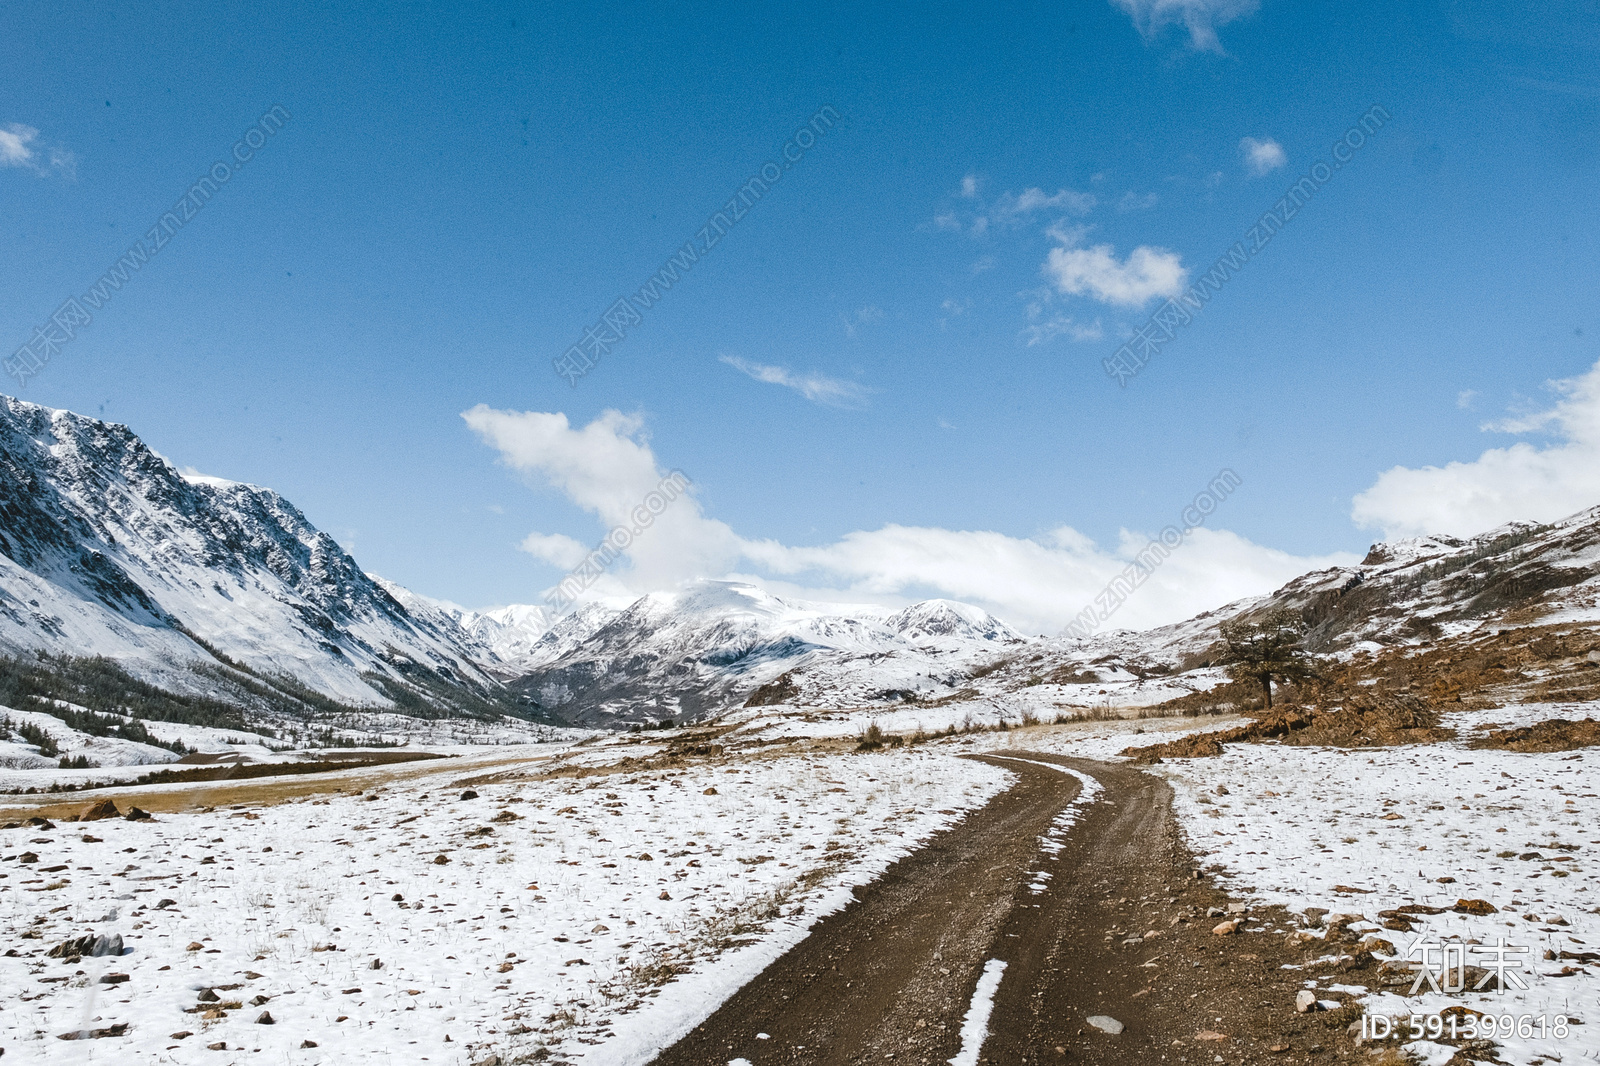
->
[648,754,1080,1065]
[651,749,1364,1066]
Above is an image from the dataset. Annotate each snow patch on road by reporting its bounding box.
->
[948,958,1008,1066]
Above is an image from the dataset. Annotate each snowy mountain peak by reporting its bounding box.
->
[0,395,497,706]
[885,599,1021,643]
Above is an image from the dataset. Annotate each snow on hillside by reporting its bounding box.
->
[0,396,499,706]
[509,581,1026,726]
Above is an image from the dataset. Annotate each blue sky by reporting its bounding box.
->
[4,0,1599,632]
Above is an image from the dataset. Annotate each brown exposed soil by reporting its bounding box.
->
[1469,716,1600,752]
[649,753,1376,1066]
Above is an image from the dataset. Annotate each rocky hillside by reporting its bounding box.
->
[0,396,511,715]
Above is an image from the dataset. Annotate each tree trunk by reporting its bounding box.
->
[1262,674,1273,709]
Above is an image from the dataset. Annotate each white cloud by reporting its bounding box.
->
[931,183,1096,238]
[468,406,1356,633]
[718,355,870,408]
[463,406,743,591]
[0,124,35,166]
[518,532,590,569]
[1456,389,1478,410]
[1351,359,1600,539]
[1111,0,1260,52]
[1023,315,1103,346]
[1240,136,1287,175]
[1117,190,1159,211]
[0,123,74,177]
[1044,231,1188,308]
[840,305,883,338]
[996,187,1096,218]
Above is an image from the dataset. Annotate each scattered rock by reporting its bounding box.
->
[255,1011,274,1025]
[48,933,122,959]
[124,807,152,821]
[171,1031,193,1040]
[659,890,672,900]
[17,852,37,864]
[249,995,270,1006]
[1212,919,1242,935]
[1086,1015,1124,1035]
[491,810,522,823]
[187,942,204,952]
[1213,785,1229,795]
[57,1023,129,1040]
[301,1041,319,1049]
[702,787,718,796]
[156,899,176,909]
[433,854,450,865]
[99,973,130,985]
[1295,990,1319,1013]
[1454,898,1498,916]
[197,989,220,1003]
[370,958,383,970]
[459,790,479,801]
[208,1042,227,1051]
[1206,907,1225,918]
[27,817,54,829]
[1195,1030,1229,1041]
[78,799,121,821]
[1357,935,1395,956]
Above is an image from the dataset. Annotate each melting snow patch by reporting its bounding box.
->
[948,958,1008,1066]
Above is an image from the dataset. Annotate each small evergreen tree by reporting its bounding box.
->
[1218,608,1318,709]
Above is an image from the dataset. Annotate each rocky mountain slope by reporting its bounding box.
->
[0,396,512,715]
[510,583,1024,727]
[5,394,1597,734]
[951,506,1600,710]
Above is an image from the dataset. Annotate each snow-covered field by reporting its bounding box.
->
[1003,702,1600,1066]
[10,694,1600,1066]
[0,743,1010,1065]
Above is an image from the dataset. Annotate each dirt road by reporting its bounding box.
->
[651,750,1364,1066]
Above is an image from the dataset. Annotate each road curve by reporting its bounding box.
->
[649,751,1195,1065]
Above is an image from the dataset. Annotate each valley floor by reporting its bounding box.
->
[3,703,1599,1065]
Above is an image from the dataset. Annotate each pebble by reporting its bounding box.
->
[1086,1015,1124,1035]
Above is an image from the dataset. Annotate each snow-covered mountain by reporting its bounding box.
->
[510,581,1024,726]
[0,396,1029,730]
[955,505,1600,704]
[10,393,1594,735]
[0,396,500,709]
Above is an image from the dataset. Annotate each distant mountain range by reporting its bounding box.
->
[3,395,1597,735]
[0,397,1022,729]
